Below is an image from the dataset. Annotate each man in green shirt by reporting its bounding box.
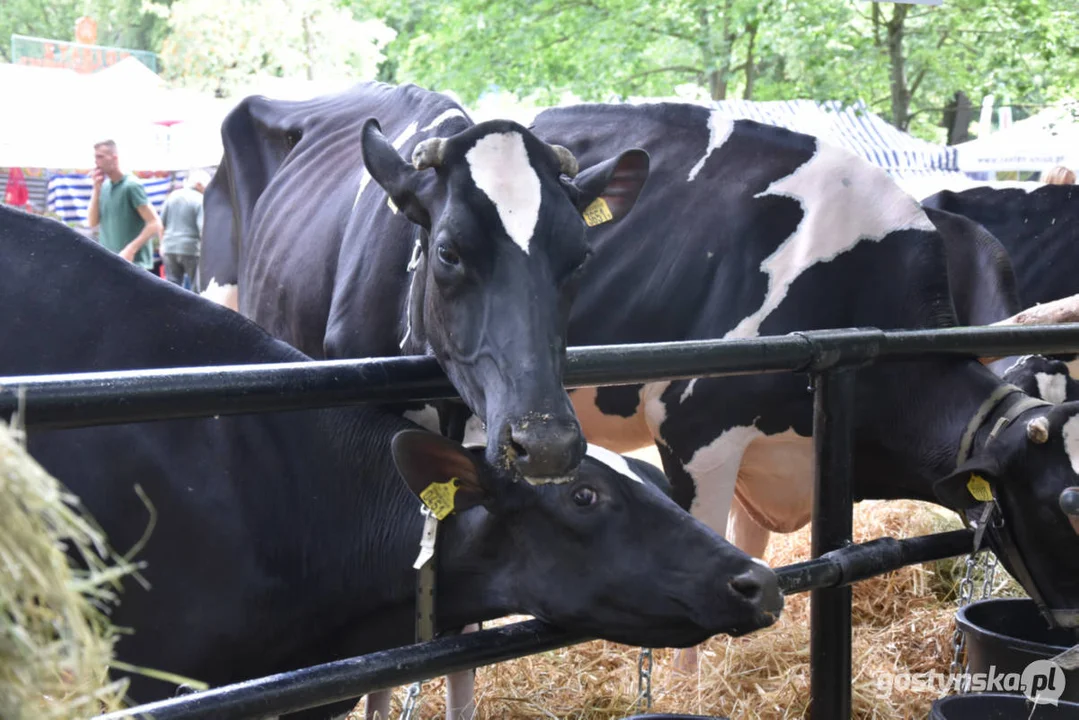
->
[88,140,162,270]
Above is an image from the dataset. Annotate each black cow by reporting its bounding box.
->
[922,184,1079,309]
[0,206,782,720]
[522,102,1079,637]
[199,81,650,486]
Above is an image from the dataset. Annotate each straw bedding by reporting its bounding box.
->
[0,418,134,719]
[350,451,1024,720]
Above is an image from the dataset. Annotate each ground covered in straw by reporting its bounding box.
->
[351,492,1023,720]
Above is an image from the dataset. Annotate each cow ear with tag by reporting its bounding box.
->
[570,149,650,228]
[360,119,434,229]
[391,429,490,518]
[933,457,1001,511]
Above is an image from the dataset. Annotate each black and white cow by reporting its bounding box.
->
[199,81,650,486]
[922,184,1079,309]
[1002,355,1079,405]
[522,102,1079,633]
[0,206,782,720]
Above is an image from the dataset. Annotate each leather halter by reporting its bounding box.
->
[956,385,1079,628]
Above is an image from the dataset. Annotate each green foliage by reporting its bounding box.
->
[0,0,170,59]
[157,0,396,97]
[350,0,1079,142]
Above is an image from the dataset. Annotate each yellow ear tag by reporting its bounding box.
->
[582,197,613,227]
[967,474,994,503]
[419,477,460,520]
[386,195,399,214]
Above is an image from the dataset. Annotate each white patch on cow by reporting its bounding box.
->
[402,404,440,433]
[751,557,773,570]
[687,111,736,183]
[1063,415,1079,477]
[422,109,466,132]
[462,414,487,447]
[200,278,238,311]
[1036,372,1068,405]
[686,424,764,537]
[679,378,698,404]
[586,443,645,484]
[465,132,542,255]
[724,144,937,339]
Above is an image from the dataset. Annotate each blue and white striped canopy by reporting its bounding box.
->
[46,173,176,225]
[702,98,961,177]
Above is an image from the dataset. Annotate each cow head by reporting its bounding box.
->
[363,118,649,484]
[392,429,782,646]
[999,355,1079,405]
[935,401,1079,629]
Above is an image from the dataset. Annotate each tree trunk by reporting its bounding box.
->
[885,4,910,130]
[743,20,759,99]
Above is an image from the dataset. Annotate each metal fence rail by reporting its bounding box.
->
[6,324,1079,428]
[5,323,1079,720]
[94,530,975,720]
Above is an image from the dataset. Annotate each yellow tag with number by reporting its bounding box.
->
[582,197,613,227]
[967,474,993,503]
[419,477,460,520]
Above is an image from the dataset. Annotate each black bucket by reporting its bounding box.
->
[956,598,1079,703]
[930,693,1079,718]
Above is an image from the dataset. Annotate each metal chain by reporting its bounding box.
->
[636,647,653,712]
[981,551,999,600]
[399,682,422,720]
[949,551,979,693]
[949,547,1000,694]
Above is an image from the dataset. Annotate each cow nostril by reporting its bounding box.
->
[509,436,530,463]
[729,572,763,603]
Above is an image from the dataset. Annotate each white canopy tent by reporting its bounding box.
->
[955,102,1079,174]
[0,58,232,171]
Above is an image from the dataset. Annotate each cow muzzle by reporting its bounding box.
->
[503,414,586,484]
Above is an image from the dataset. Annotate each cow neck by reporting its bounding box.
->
[399,231,428,356]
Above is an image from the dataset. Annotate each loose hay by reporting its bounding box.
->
[0,418,135,719]
[351,498,1026,720]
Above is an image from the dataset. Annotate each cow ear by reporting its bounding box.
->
[361,119,433,230]
[933,458,1000,511]
[391,429,490,517]
[570,149,650,228]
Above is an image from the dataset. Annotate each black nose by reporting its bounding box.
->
[508,417,585,480]
[729,561,783,616]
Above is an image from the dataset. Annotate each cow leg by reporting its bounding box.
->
[445,624,479,720]
[727,495,772,559]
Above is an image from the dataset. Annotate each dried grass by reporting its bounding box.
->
[349,496,1024,720]
[0,418,135,719]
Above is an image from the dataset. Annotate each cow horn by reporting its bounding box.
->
[550,144,578,178]
[1027,416,1051,444]
[412,138,444,171]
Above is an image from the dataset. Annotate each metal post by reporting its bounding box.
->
[809,367,857,720]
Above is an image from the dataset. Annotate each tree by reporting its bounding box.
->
[158,0,396,97]
[355,0,1079,142]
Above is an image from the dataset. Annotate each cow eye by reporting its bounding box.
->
[436,244,460,267]
[572,486,598,507]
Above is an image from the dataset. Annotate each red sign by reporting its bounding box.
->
[75,16,98,46]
